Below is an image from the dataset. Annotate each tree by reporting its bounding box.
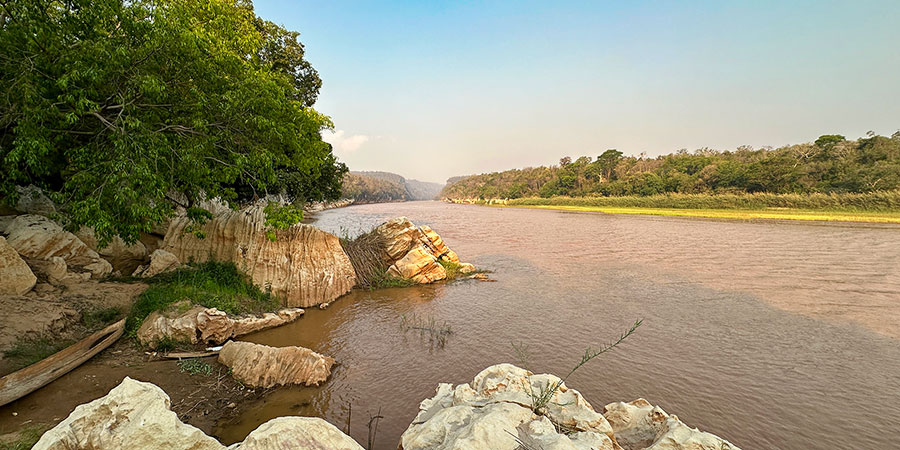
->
[595,149,623,182]
[0,0,345,245]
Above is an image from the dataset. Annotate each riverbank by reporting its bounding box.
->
[446,192,900,223]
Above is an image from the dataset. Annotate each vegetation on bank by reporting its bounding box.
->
[468,191,900,223]
[442,133,900,201]
[0,0,346,246]
[125,261,279,336]
[0,424,47,450]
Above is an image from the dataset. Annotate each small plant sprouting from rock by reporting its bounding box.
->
[177,359,213,376]
[400,314,453,347]
[514,319,642,415]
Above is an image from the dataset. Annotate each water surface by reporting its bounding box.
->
[219,201,900,449]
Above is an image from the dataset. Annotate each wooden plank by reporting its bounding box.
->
[0,319,125,406]
[162,351,219,359]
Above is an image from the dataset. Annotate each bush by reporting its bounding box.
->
[125,261,279,335]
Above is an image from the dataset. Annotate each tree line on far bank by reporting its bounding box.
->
[441,133,900,200]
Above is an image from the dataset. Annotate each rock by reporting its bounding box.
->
[32,377,224,450]
[0,215,111,279]
[76,227,148,274]
[458,262,476,274]
[218,341,334,388]
[367,217,474,284]
[33,378,363,450]
[0,296,78,350]
[132,249,180,278]
[13,185,56,216]
[26,256,68,284]
[0,236,36,295]
[138,302,208,349]
[236,416,364,450]
[388,246,447,283]
[400,364,615,450]
[232,308,305,336]
[604,399,739,450]
[402,364,739,450]
[137,302,305,349]
[161,204,356,308]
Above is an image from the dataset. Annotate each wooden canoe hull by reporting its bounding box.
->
[0,319,125,407]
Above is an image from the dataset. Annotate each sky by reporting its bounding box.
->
[253,0,900,184]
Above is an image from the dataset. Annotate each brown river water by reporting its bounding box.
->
[218,201,900,449]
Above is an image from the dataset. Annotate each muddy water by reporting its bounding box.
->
[218,201,900,449]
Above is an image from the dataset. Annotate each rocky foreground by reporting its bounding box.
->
[32,364,738,450]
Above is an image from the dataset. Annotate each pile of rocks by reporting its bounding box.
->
[400,364,740,450]
[31,364,740,450]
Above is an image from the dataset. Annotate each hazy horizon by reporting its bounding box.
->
[255,0,900,184]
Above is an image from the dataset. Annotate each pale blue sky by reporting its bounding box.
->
[254,0,900,183]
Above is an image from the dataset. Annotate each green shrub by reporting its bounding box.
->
[126,261,279,336]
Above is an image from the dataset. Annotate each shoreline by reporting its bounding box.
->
[448,200,900,224]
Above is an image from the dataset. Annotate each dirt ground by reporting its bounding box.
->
[0,338,268,443]
[0,280,270,445]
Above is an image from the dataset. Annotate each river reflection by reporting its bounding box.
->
[218,201,900,449]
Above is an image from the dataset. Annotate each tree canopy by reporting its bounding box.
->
[0,0,346,244]
[441,133,900,200]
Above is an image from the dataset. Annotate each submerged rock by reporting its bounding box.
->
[0,215,111,279]
[0,236,36,295]
[33,378,362,450]
[401,364,739,450]
[217,341,334,388]
[161,204,356,308]
[132,249,180,278]
[137,301,305,349]
[33,377,223,450]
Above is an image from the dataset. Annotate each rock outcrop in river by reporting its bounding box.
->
[161,203,356,307]
[400,364,739,450]
[361,217,474,284]
[33,377,362,450]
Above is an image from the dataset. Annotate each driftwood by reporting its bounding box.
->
[162,351,219,359]
[0,319,125,406]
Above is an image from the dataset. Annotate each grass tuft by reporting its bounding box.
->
[81,307,122,329]
[177,359,213,376]
[2,337,74,372]
[125,261,279,336]
[0,425,47,450]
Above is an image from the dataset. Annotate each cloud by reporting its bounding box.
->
[323,129,370,153]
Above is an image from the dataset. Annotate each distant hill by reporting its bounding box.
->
[405,179,444,200]
[342,171,444,203]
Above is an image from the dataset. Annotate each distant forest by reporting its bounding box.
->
[441,133,900,199]
[342,171,443,203]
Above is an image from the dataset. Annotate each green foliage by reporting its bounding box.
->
[442,133,900,201]
[177,358,213,376]
[81,307,122,329]
[0,425,48,450]
[125,261,279,335]
[0,0,345,246]
[3,337,74,371]
[505,191,900,211]
[263,202,304,230]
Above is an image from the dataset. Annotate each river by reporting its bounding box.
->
[217,201,900,449]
